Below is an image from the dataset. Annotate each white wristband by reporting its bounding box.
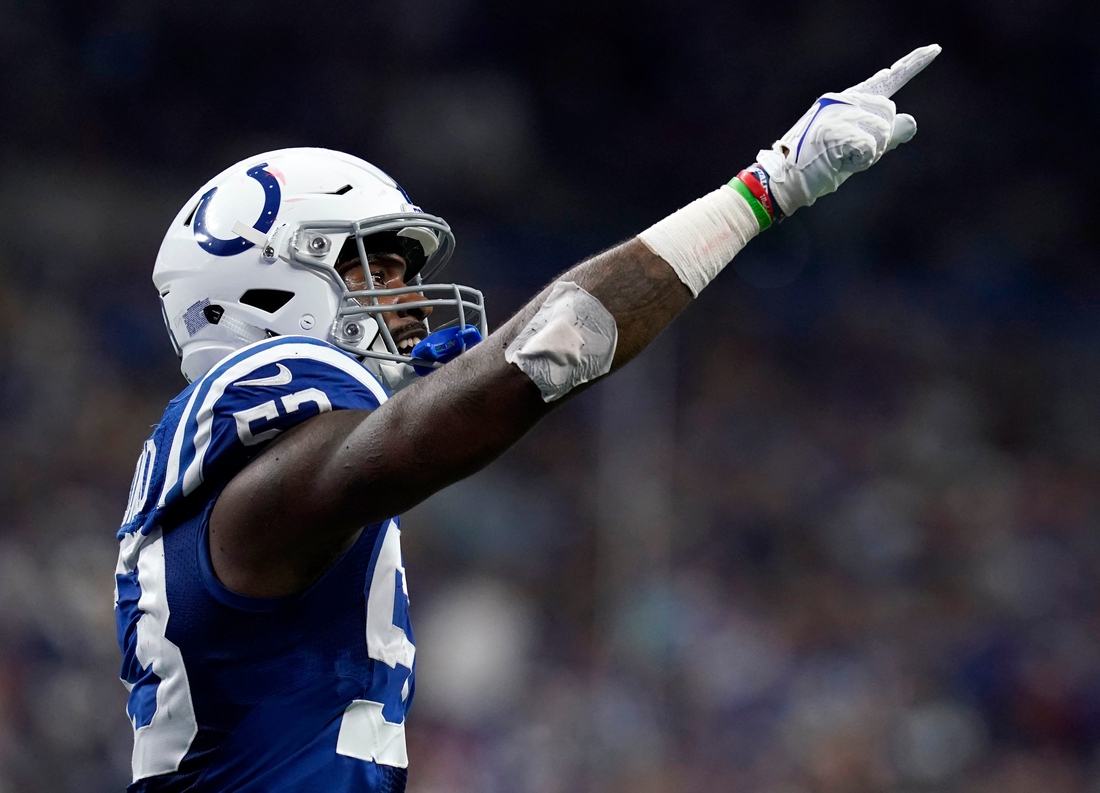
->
[637,184,761,297]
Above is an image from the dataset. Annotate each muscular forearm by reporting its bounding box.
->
[214,236,696,582]
[331,238,692,520]
[519,238,694,366]
[493,237,694,369]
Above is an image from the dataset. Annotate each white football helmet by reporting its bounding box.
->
[153,147,486,388]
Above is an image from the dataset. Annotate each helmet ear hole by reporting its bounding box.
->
[239,289,294,313]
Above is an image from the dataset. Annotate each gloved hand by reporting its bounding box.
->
[756,44,941,216]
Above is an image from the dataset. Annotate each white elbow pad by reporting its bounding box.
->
[505,281,617,402]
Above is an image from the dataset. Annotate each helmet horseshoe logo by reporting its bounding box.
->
[192,164,281,256]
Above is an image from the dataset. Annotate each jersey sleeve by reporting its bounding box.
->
[156,337,387,510]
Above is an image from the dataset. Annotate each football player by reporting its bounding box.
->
[115,46,939,792]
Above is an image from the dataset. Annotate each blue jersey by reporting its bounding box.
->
[114,336,415,793]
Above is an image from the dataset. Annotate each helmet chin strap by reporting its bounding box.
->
[377,360,419,393]
[218,312,269,344]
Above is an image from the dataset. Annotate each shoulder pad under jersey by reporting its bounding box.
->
[118,336,387,539]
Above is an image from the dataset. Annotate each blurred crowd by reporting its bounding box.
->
[1,0,1099,791]
[398,266,1100,793]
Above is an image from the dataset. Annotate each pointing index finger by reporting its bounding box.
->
[847,44,942,97]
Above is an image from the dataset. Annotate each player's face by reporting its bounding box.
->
[336,252,433,352]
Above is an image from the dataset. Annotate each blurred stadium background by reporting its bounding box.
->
[2,0,1099,791]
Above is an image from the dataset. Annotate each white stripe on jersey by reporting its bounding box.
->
[116,528,200,780]
[365,520,416,671]
[158,381,205,509]
[122,439,157,526]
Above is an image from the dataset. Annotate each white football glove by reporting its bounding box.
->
[757,44,941,216]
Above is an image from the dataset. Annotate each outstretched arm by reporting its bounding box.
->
[212,238,691,594]
[211,45,940,596]
[306,236,693,511]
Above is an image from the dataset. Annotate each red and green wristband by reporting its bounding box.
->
[729,165,783,231]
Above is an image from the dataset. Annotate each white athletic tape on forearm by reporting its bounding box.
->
[637,184,761,297]
[505,281,618,402]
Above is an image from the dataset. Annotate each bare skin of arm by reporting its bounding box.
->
[211,238,692,596]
